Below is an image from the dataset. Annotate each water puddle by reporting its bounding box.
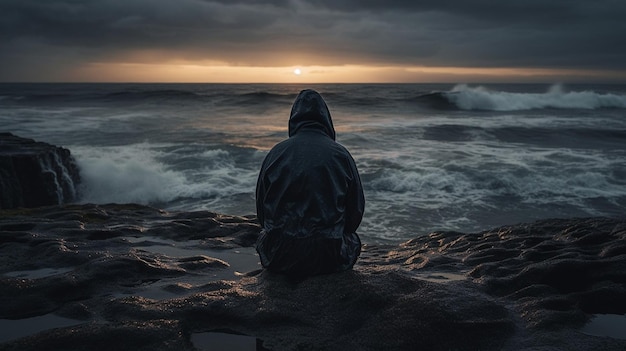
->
[110,236,261,300]
[415,271,467,283]
[3,267,74,279]
[191,331,268,351]
[0,314,83,343]
[580,314,626,340]
[126,236,260,279]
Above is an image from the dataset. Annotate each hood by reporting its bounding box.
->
[288,89,336,140]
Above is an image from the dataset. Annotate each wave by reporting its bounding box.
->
[323,91,401,108]
[0,93,80,103]
[4,83,626,113]
[439,84,626,111]
[232,91,294,106]
[361,148,626,216]
[417,124,626,149]
[412,92,458,110]
[0,86,295,107]
[0,88,204,104]
[104,89,291,104]
[71,144,258,209]
[100,89,293,106]
[103,89,203,102]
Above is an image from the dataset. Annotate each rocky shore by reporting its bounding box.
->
[1,204,624,350]
[1,134,624,350]
[0,133,80,209]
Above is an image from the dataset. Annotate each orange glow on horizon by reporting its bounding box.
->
[68,62,626,83]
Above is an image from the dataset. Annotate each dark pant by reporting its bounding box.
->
[256,231,361,278]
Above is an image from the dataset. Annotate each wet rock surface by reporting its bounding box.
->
[1,204,625,350]
[0,133,80,209]
[380,217,626,329]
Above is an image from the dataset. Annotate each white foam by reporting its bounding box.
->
[357,139,626,240]
[374,145,624,204]
[71,144,258,208]
[73,144,186,204]
[446,84,626,111]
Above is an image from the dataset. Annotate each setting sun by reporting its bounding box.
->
[293,68,302,76]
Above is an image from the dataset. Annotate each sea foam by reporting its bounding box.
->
[73,144,188,205]
[446,84,626,111]
[71,144,258,209]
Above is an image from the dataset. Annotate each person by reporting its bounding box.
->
[255,89,365,277]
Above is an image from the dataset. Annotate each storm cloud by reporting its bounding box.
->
[1,0,625,81]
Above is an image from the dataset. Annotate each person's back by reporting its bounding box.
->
[255,89,365,278]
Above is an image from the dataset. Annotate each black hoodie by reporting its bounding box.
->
[255,89,365,276]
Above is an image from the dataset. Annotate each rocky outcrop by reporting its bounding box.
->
[0,204,624,350]
[0,133,80,209]
[376,217,626,329]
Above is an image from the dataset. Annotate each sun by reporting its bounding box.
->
[293,68,302,76]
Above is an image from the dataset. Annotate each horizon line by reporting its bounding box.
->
[2,81,626,85]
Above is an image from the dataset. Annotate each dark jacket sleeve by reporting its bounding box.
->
[255,157,268,228]
[344,153,365,234]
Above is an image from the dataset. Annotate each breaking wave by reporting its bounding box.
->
[6,83,625,113]
[71,144,259,212]
[442,84,626,111]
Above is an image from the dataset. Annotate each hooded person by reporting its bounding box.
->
[255,89,365,277]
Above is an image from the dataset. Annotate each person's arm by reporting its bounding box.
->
[344,154,365,234]
[255,163,267,228]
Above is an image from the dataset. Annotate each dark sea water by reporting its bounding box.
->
[1,83,625,243]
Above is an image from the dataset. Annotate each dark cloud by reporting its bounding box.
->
[1,0,625,81]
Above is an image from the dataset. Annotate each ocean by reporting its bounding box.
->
[1,83,625,243]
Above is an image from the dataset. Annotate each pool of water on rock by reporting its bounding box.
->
[580,314,626,340]
[126,235,261,276]
[0,314,83,343]
[191,331,269,351]
[113,236,261,300]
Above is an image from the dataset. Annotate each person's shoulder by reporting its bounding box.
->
[268,137,293,151]
[331,140,352,154]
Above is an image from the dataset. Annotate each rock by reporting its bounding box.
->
[0,133,81,209]
[0,205,625,350]
[377,217,626,329]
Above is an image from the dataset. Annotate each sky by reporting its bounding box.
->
[1,0,626,83]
